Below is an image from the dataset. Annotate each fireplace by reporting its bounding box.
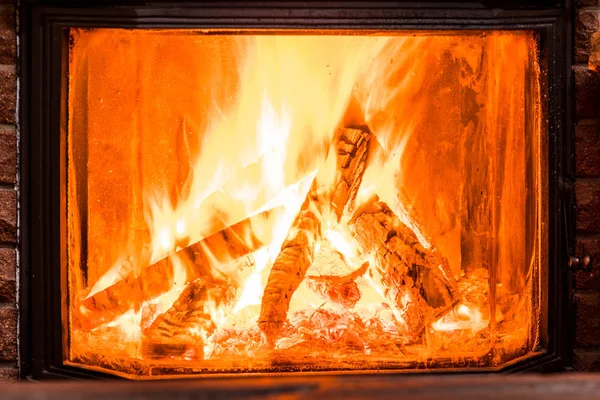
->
[20,1,573,380]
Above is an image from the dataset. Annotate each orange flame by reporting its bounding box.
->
[67,29,543,374]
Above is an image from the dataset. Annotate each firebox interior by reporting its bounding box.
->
[64,29,546,378]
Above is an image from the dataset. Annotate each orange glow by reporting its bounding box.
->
[65,29,545,378]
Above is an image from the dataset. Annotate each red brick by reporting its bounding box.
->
[0,248,15,303]
[0,126,16,184]
[574,349,600,371]
[576,0,600,6]
[0,308,16,361]
[576,67,600,120]
[0,368,17,382]
[575,292,600,347]
[0,190,14,244]
[576,180,600,233]
[577,10,600,64]
[576,124,600,177]
[576,237,600,290]
[0,6,15,65]
[0,69,15,124]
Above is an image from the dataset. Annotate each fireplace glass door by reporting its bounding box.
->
[64,29,546,378]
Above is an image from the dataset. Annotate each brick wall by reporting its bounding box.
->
[0,0,18,383]
[574,0,600,371]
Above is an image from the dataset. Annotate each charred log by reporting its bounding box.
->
[79,207,280,331]
[349,194,459,337]
[258,126,372,343]
[258,180,326,343]
[307,260,369,284]
[331,126,372,220]
[141,277,235,359]
[307,280,362,309]
[305,240,369,309]
[306,261,369,308]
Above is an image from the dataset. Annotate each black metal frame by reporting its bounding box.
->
[18,0,574,380]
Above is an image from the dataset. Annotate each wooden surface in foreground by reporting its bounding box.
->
[2,373,600,399]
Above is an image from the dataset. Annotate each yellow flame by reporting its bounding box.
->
[76,32,540,364]
[143,36,394,262]
[89,34,459,346]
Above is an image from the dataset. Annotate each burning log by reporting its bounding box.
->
[349,194,459,337]
[257,180,326,343]
[308,280,362,309]
[331,126,372,220]
[306,261,369,308]
[258,126,373,343]
[306,259,369,284]
[78,207,281,330]
[141,277,235,359]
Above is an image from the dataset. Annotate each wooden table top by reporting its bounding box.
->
[1,373,600,399]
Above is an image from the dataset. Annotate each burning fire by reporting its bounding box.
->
[67,29,542,375]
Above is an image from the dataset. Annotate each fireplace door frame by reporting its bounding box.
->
[19,0,574,380]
